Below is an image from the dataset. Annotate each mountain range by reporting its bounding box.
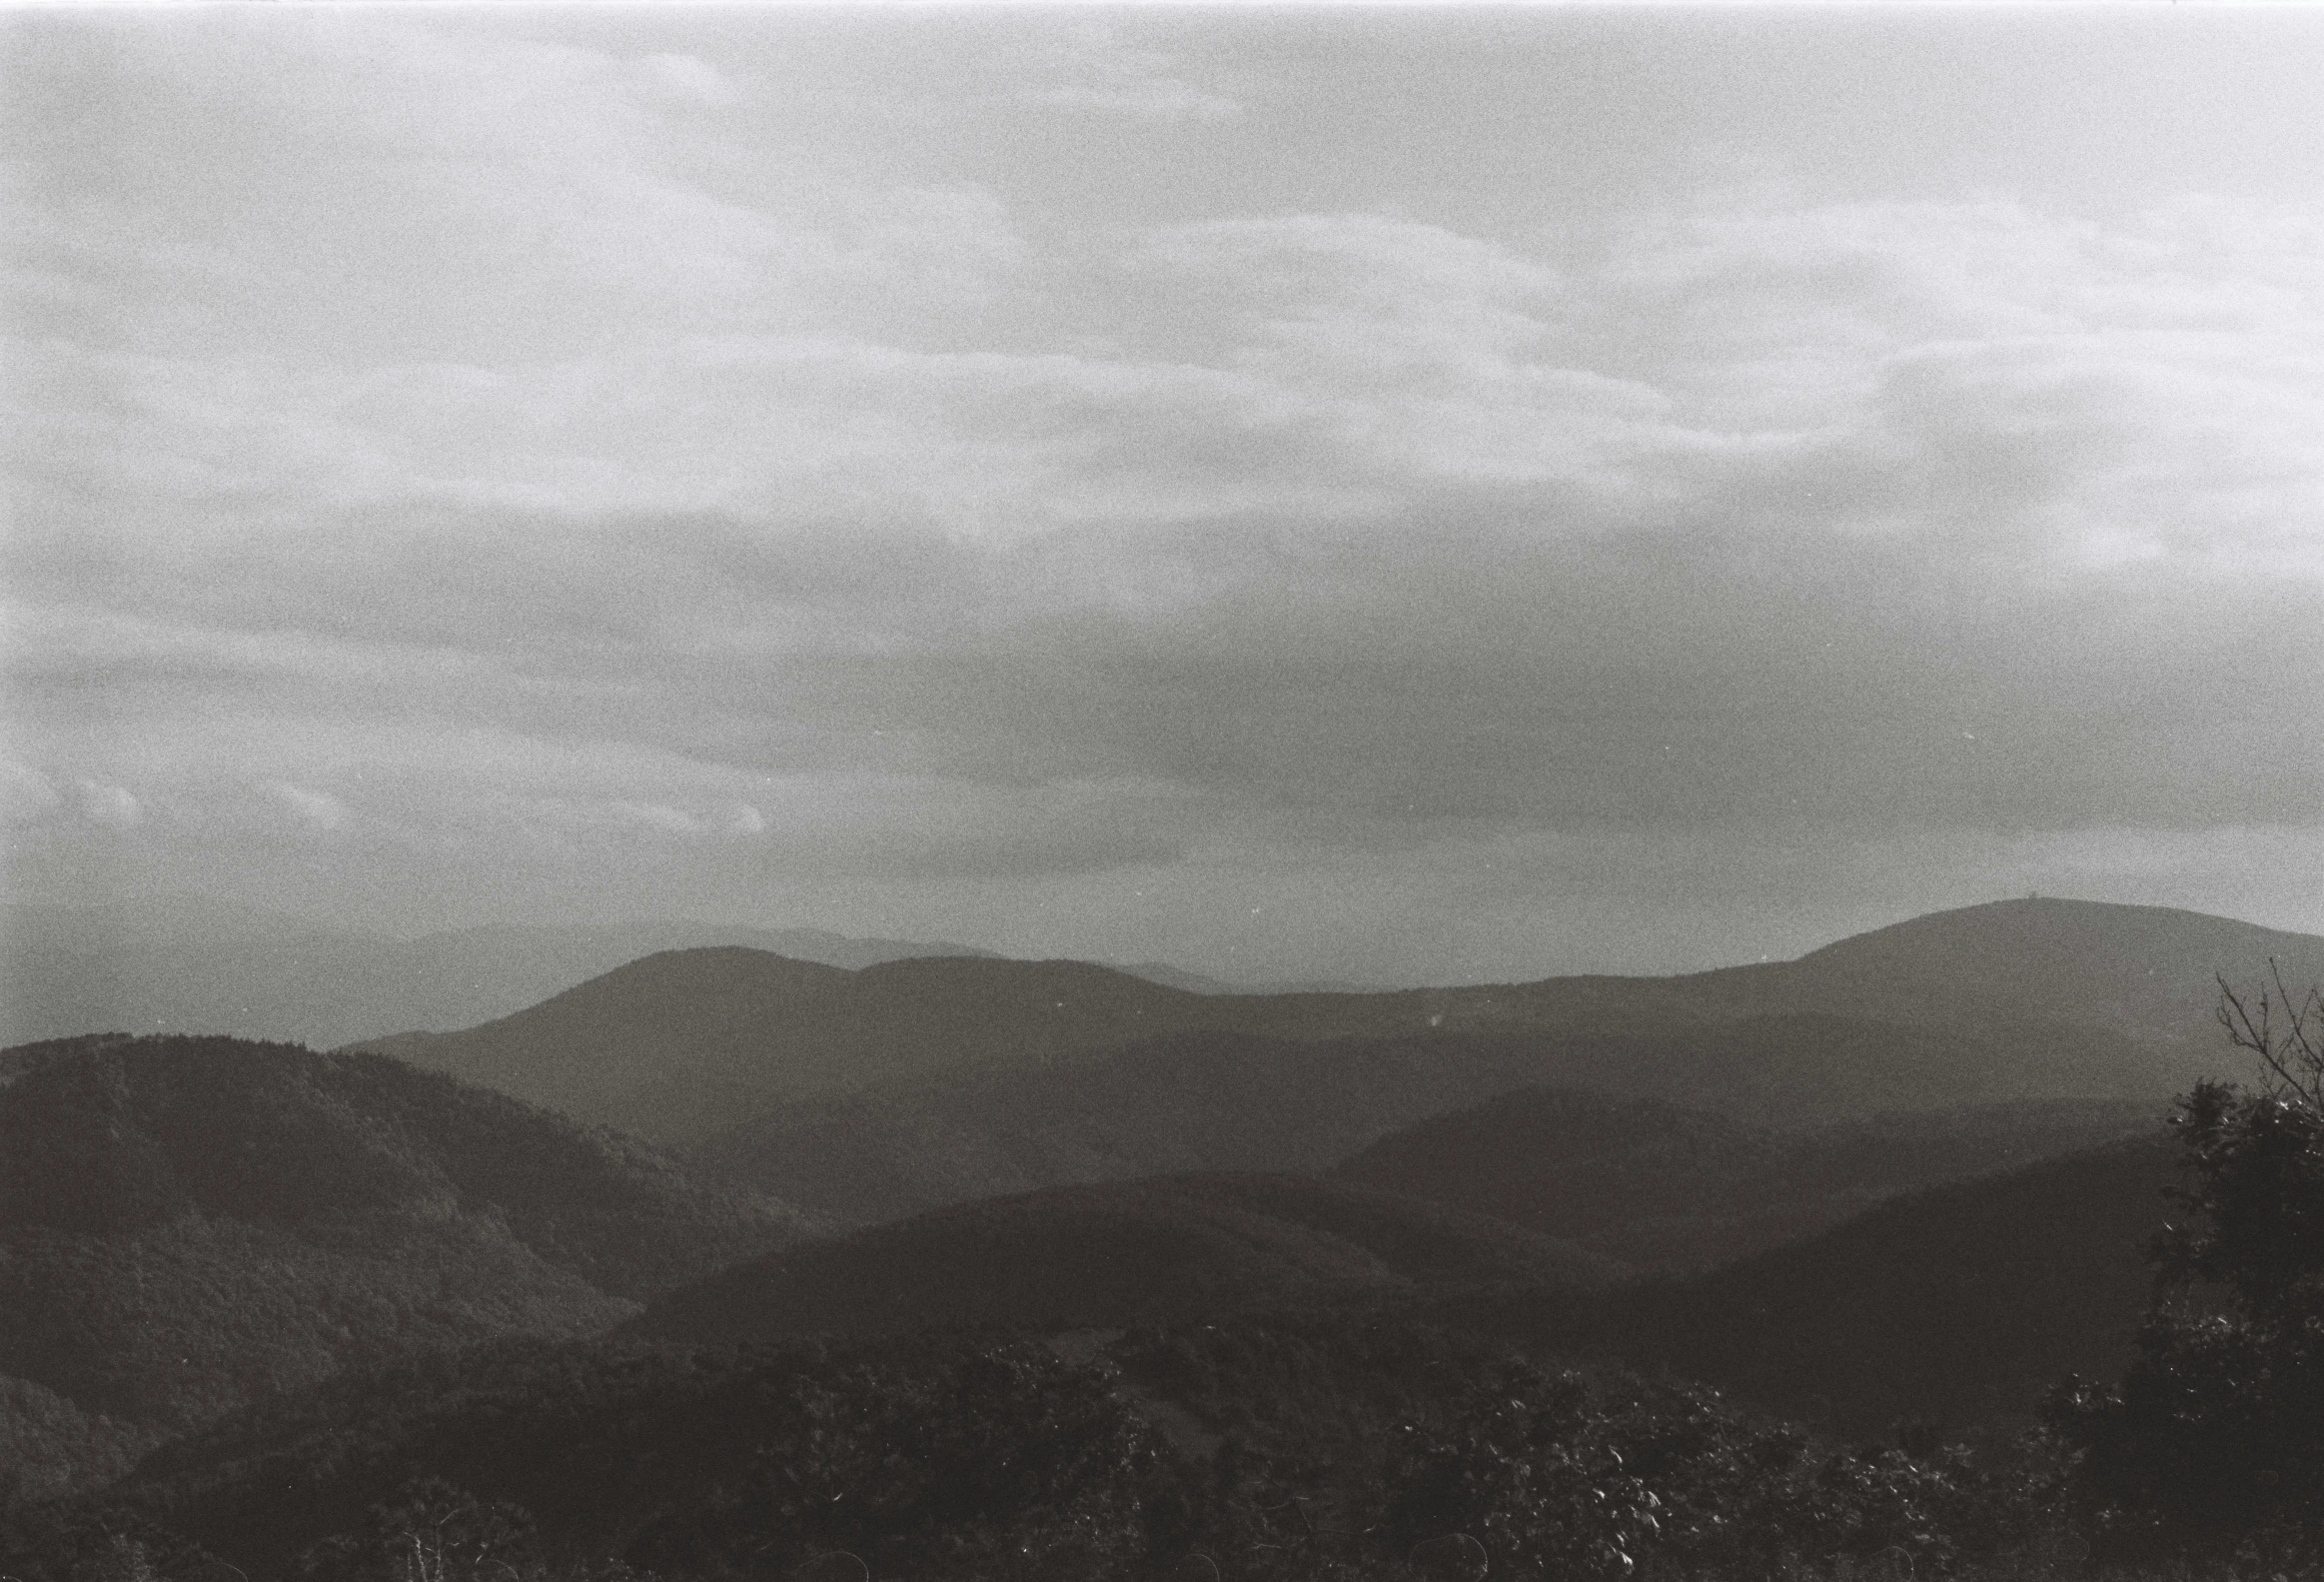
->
[5,893,2318,1548]
[356,900,2304,1191]
[354,898,2293,1242]
[362,949,1224,1142]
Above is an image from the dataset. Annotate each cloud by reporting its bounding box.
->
[1001,25,1240,122]
[74,780,142,829]
[7,8,2321,963]
[265,782,349,832]
[633,52,738,110]
[0,763,63,825]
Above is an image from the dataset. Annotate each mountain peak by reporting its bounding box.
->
[1683,897,2324,1050]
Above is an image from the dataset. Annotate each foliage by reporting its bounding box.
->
[2050,972,2324,1573]
[1371,1356,2056,1582]
[0,1035,805,1498]
[0,1499,219,1582]
[70,1333,1170,1581]
[10,1313,2099,1582]
[299,1478,544,1582]
[0,1372,165,1503]
[615,1339,1165,1581]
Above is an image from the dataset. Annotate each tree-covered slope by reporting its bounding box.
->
[630,1171,1617,1346]
[1333,1085,2158,1268]
[35,1309,2076,1582]
[695,1015,2161,1231]
[361,949,1243,1142]
[1444,1131,2181,1436]
[0,1034,815,1495]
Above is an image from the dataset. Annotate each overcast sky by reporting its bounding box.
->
[4,5,2322,984]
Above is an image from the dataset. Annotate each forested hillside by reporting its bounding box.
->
[1332,1086,2157,1267]
[630,1171,1616,1345]
[363,950,1227,1142]
[24,1318,2066,1582]
[0,1035,813,1499]
[696,1016,2165,1228]
[1445,1132,2181,1435]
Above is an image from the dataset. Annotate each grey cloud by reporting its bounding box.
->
[727,513,2320,837]
[14,475,2318,871]
[10,9,2324,969]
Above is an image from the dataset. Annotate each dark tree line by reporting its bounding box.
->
[2052,968,2324,1571]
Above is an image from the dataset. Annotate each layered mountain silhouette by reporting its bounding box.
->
[0,896,995,1050]
[0,1033,814,1499]
[364,951,1237,1142]
[1331,1085,2158,1268]
[693,1017,2156,1228]
[5,894,2306,1520]
[360,901,2306,1176]
[629,1171,1616,1345]
[632,1122,2179,1435]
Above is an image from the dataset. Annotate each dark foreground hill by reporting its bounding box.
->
[1331,1085,2158,1268]
[49,1311,2050,1582]
[4,1119,2209,1579]
[637,1126,2180,1438]
[629,1172,1616,1345]
[0,1034,814,1499]
[1446,1130,2182,1435]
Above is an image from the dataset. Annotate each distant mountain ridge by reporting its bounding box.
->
[352,899,2310,1234]
[1107,960,1371,995]
[1676,898,2324,1049]
[0,898,997,1050]
[366,950,1229,1141]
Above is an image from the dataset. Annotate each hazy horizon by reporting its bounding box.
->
[7,6,2323,987]
[11,886,2323,999]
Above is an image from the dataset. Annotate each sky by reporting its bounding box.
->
[4,4,2323,986]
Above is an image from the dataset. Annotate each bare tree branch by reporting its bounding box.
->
[2217,959,2324,1112]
